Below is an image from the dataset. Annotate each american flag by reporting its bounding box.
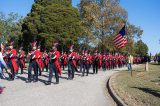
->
[113,25,127,49]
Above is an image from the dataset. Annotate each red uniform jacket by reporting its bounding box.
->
[106,55,109,67]
[38,51,44,70]
[68,52,77,68]
[109,55,113,66]
[88,55,92,65]
[115,56,118,65]
[30,50,39,63]
[98,55,102,69]
[120,55,123,65]
[82,54,90,64]
[10,49,18,73]
[19,52,25,68]
[44,53,49,66]
[62,54,67,66]
[52,51,62,75]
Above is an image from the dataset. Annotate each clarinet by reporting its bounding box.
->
[31,51,34,60]
[8,50,12,59]
[93,54,97,62]
[28,50,35,61]
[82,55,86,64]
[68,52,73,61]
[96,55,99,62]
[108,56,110,62]
[86,55,89,63]
[103,55,106,62]
[50,51,56,61]
[17,53,20,60]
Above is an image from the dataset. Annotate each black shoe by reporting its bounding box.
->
[55,82,59,84]
[33,79,38,82]
[45,81,51,85]
[9,78,14,81]
[35,80,38,82]
[26,79,32,83]
[67,77,72,80]
[8,78,12,81]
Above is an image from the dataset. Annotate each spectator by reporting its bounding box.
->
[158,56,160,64]
[0,47,9,94]
[127,53,133,71]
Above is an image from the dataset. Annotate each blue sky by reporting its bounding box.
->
[120,0,160,55]
[0,0,159,55]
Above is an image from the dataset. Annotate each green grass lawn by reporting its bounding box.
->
[111,64,160,106]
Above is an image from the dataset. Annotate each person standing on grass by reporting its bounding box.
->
[127,53,133,71]
[157,56,160,64]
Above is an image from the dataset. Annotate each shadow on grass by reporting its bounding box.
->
[132,87,160,98]
[151,79,160,82]
[150,63,160,65]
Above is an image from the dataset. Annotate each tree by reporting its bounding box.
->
[79,0,143,54]
[133,40,148,56]
[22,0,83,51]
[0,12,23,47]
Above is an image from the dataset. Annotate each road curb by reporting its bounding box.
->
[107,74,126,106]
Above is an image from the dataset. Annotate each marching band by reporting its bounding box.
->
[0,40,143,85]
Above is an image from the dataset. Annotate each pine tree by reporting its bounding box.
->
[22,0,83,51]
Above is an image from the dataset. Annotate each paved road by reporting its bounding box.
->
[0,68,122,106]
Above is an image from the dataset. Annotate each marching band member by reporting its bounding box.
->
[82,50,90,76]
[102,52,106,71]
[17,47,25,74]
[67,45,77,80]
[37,45,44,76]
[6,41,18,81]
[26,41,39,83]
[45,42,61,85]
[92,50,99,74]
[43,50,49,72]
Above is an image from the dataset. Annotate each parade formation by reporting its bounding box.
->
[0,38,143,86]
[1,0,160,106]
